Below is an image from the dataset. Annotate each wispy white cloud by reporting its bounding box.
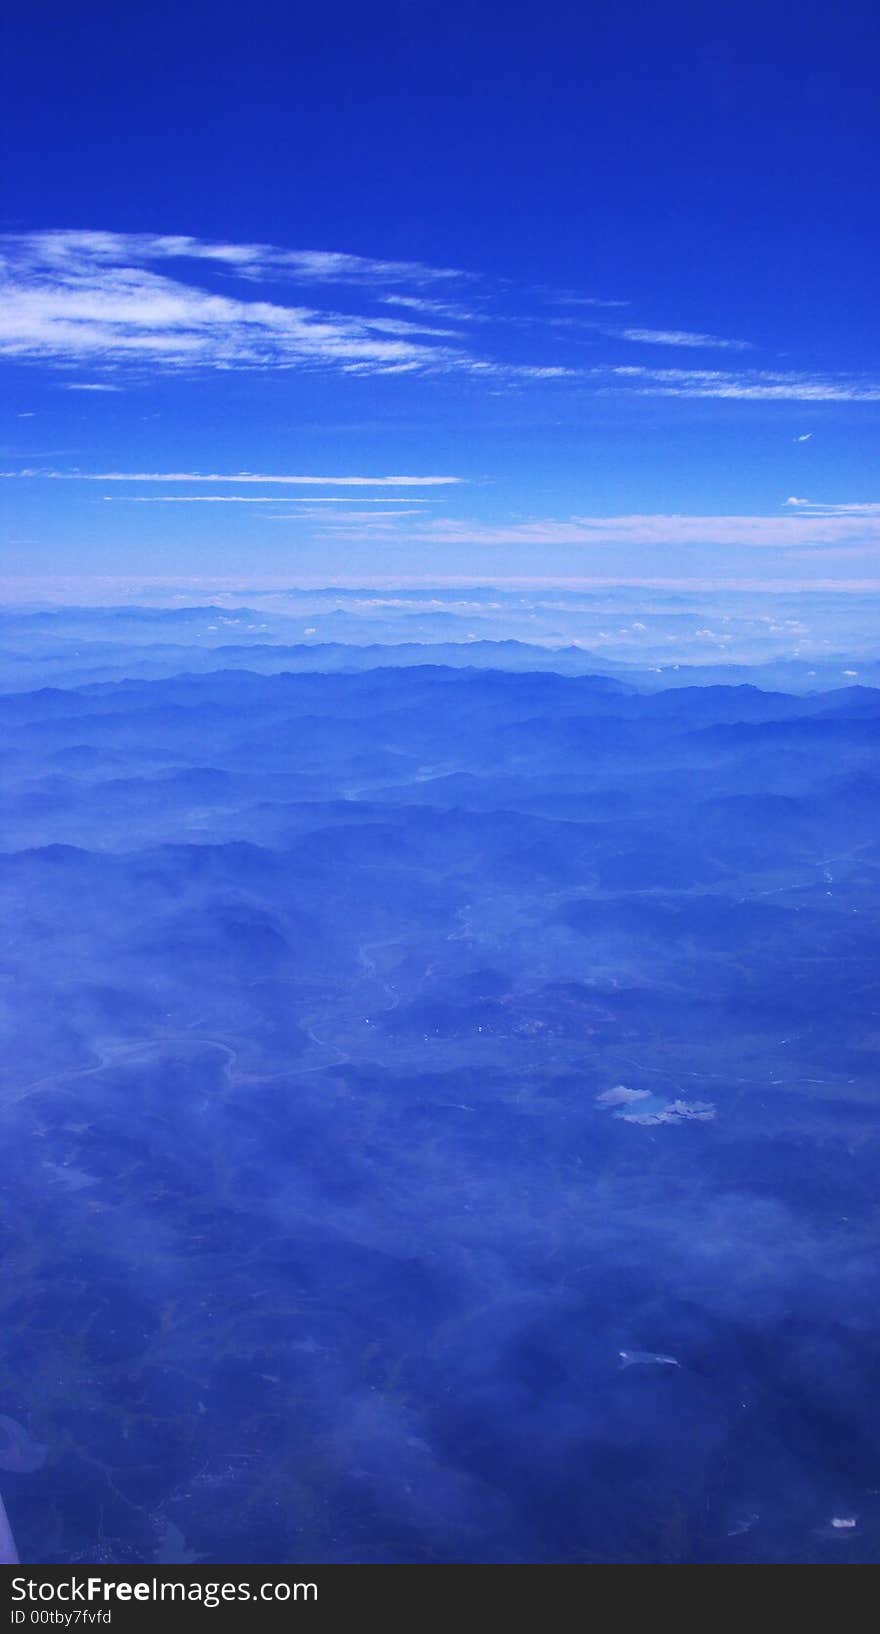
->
[458,360,580,380]
[361,508,880,551]
[508,364,578,379]
[236,246,468,287]
[1,468,461,485]
[540,289,629,309]
[260,508,426,520]
[517,316,753,353]
[0,231,603,382]
[105,495,434,505]
[4,231,879,405]
[785,496,880,515]
[605,366,880,400]
[61,380,124,391]
[617,328,751,351]
[12,231,468,288]
[0,231,473,377]
[380,294,477,322]
[794,432,813,442]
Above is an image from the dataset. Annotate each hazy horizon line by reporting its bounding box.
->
[2,573,880,606]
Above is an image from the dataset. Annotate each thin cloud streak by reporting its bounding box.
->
[609,366,880,401]
[616,328,752,351]
[785,496,880,515]
[380,295,478,322]
[261,508,426,519]
[1,469,462,486]
[9,230,470,288]
[351,511,880,551]
[539,289,630,309]
[105,496,434,505]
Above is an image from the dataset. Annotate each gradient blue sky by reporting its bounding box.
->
[2,0,879,590]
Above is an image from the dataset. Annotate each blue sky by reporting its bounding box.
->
[2,0,879,590]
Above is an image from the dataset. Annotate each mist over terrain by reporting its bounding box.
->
[1,598,879,1563]
[2,586,879,693]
